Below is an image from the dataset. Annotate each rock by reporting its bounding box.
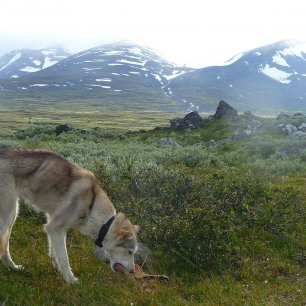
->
[212,100,238,120]
[277,124,298,136]
[231,128,253,139]
[291,131,306,138]
[159,137,175,147]
[207,139,229,148]
[243,111,257,118]
[55,123,73,136]
[184,111,204,128]
[170,118,186,128]
[276,113,290,120]
[298,123,306,132]
[170,111,203,129]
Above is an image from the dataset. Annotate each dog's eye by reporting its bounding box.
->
[128,251,133,255]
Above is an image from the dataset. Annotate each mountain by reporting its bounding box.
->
[1,40,306,114]
[169,40,306,113]
[0,47,72,79]
[0,42,191,112]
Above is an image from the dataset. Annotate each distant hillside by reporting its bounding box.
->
[0,42,190,112]
[169,40,306,113]
[0,40,306,114]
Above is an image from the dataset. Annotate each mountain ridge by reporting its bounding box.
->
[169,39,306,113]
[0,40,305,114]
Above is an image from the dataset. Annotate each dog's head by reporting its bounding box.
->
[102,213,140,273]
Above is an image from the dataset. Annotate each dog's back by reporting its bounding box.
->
[0,148,92,212]
[1,147,83,184]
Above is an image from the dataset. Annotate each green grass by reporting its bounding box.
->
[0,108,305,305]
[0,92,182,131]
[0,216,304,305]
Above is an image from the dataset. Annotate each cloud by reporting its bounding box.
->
[0,0,306,67]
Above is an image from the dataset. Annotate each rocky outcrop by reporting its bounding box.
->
[299,123,306,132]
[170,111,203,129]
[212,100,238,120]
[277,123,306,137]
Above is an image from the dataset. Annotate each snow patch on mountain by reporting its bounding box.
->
[259,64,292,84]
[42,57,58,69]
[20,66,41,73]
[0,52,21,71]
[96,78,112,82]
[272,52,290,67]
[281,42,306,59]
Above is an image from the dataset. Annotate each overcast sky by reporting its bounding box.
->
[1,0,306,67]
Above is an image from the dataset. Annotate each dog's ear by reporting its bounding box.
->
[133,225,140,233]
[117,229,133,241]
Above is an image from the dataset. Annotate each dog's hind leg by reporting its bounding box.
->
[0,198,23,270]
[44,222,78,284]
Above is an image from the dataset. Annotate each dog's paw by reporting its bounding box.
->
[64,274,79,284]
[67,276,79,284]
[5,262,24,271]
[12,264,24,271]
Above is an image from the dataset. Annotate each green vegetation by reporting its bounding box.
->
[0,112,305,305]
[0,91,181,131]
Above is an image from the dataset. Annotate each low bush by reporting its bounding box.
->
[94,157,304,273]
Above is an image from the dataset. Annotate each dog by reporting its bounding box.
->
[0,148,139,283]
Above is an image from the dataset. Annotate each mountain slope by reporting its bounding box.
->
[1,40,306,114]
[169,40,306,113]
[0,42,190,112]
[0,47,72,80]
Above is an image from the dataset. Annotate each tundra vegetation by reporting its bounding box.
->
[0,109,305,305]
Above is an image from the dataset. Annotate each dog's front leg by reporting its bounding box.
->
[47,235,58,269]
[44,225,78,284]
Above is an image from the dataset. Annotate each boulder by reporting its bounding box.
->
[213,100,238,120]
[184,111,204,128]
[276,113,290,120]
[159,137,175,147]
[277,124,298,136]
[243,111,257,118]
[170,111,203,129]
[298,123,306,132]
[170,118,186,128]
[292,131,306,138]
[55,124,73,136]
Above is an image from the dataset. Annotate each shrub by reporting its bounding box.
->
[94,158,304,273]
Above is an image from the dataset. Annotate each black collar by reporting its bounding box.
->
[95,215,116,247]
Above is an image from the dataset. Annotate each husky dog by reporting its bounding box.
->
[0,148,139,283]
